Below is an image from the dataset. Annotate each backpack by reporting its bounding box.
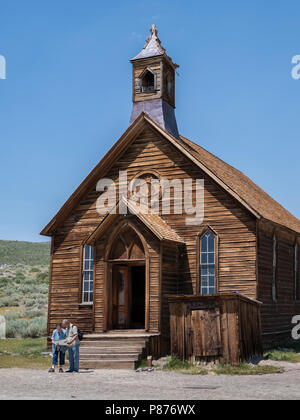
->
[77,328,83,341]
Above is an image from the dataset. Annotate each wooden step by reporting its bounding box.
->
[81,340,147,347]
[80,346,143,354]
[83,333,156,340]
[80,359,137,369]
[80,353,139,360]
[78,333,158,369]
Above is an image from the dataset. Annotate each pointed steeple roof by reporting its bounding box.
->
[131,24,179,69]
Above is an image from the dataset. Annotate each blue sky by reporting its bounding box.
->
[1,0,300,242]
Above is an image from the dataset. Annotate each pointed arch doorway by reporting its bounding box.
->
[106,223,148,331]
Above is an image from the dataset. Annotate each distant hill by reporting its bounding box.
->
[0,240,51,266]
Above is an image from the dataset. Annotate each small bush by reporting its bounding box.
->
[36,271,49,284]
[163,356,193,370]
[25,317,47,338]
[23,298,37,308]
[5,317,47,338]
[30,267,40,273]
[5,319,28,338]
[24,309,45,319]
[37,284,49,295]
[3,287,15,296]
[35,295,48,306]
[0,277,10,288]
[0,296,20,308]
[3,288,21,298]
[15,272,25,281]
[4,312,21,321]
[23,278,37,285]
[19,284,40,294]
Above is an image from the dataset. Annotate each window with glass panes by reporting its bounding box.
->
[295,243,299,300]
[200,231,216,295]
[82,245,94,303]
[272,235,277,302]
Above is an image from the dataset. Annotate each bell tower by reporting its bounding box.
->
[130,25,180,139]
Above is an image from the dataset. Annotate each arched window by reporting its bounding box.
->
[272,234,277,302]
[140,68,155,93]
[199,230,216,295]
[82,245,94,303]
[165,71,173,97]
[109,226,145,261]
[295,242,299,301]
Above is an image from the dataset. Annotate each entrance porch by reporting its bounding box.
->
[79,330,160,369]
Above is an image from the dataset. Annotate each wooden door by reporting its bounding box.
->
[191,308,222,358]
[112,265,130,329]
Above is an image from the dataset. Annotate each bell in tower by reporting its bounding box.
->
[130,25,180,139]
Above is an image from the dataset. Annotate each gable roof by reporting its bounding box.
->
[179,135,300,234]
[41,112,300,236]
[41,112,147,236]
[85,197,184,245]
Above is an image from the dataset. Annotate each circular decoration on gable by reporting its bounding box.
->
[129,171,163,202]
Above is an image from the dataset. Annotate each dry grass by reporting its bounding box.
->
[0,338,50,369]
[0,355,50,369]
[0,307,20,316]
[265,350,300,363]
[265,340,300,363]
[163,356,283,376]
[213,363,283,375]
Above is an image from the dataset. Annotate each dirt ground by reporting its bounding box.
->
[0,361,299,400]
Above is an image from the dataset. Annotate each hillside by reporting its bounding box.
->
[0,240,50,338]
[0,240,50,266]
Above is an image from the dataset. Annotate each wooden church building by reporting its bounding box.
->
[42,25,300,368]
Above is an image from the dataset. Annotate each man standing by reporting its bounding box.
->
[62,319,80,373]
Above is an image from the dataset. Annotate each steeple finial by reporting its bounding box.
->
[150,24,158,39]
[131,24,178,68]
[142,24,165,55]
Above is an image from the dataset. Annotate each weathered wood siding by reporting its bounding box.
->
[133,57,162,103]
[161,241,180,344]
[257,220,300,346]
[48,123,258,337]
[169,294,263,365]
[118,126,257,299]
[48,233,94,337]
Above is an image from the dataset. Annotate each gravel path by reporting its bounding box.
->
[0,362,300,400]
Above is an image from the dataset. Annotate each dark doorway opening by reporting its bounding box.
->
[141,70,155,92]
[130,266,145,329]
[111,264,145,330]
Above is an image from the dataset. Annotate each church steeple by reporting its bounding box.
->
[132,24,167,60]
[130,25,180,139]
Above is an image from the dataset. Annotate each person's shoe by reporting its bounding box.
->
[65,370,74,373]
[74,370,79,373]
[48,368,55,373]
[59,367,64,373]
